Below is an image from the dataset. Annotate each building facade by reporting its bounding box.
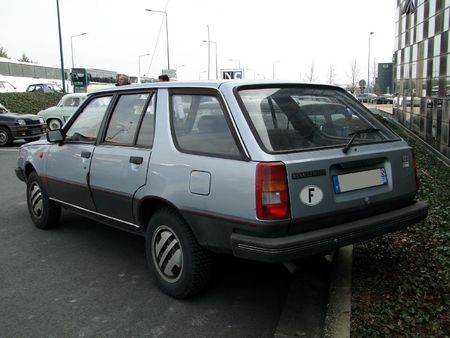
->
[375,63,394,95]
[393,0,450,158]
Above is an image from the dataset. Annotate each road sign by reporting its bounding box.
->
[221,69,244,80]
[358,79,366,88]
[162,69,177,78]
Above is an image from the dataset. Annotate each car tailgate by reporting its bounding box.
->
[284,144,418,234]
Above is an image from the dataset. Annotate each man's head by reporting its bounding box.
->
[117,74,129,86]
[158,74,170,82]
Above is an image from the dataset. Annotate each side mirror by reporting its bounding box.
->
[46,129,65,143]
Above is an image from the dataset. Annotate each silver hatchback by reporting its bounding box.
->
[15,81,428,298]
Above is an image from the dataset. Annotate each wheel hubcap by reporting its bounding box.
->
[29,182,43,218]
[152,225,183,283]
[49,120,61,130]
[0,131,6,144]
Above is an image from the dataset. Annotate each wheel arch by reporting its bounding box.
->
[136,196,185,233]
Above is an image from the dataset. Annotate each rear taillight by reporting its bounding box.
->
[411,150,420,190]
[255,162,290,220]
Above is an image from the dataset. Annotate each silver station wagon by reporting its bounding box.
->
[15,81,429,298]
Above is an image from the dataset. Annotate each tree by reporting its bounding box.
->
[17,53,32,63]
[0,45,10,59]
[304,59,319,82]
[327,64,337,84]
[346,58,361,94]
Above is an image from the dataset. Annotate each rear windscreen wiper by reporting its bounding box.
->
[342,127,380,154]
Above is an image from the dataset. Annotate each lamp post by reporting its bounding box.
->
[272,60,280,80]
[229,58,240,69]
[71,32,87,69]
[367,31,374,96]
[55,0,66,92]
[138,53,150,83]
[146,9,170,70]
[175,64,186,79]
[202,40,218,80]
[198,70,207,80]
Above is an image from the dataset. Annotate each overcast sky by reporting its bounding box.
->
[0,0,396,83]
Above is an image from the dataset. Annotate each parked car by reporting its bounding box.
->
[15,81,429,298]
[26,83,64,93]
[0,80,18,92]
[37,93,87,130]
[0,103,46,146]
[369,95,394,104]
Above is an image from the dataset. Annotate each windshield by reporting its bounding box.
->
[237,86,398,153]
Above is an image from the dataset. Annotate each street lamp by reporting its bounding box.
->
[198,70,207,80]
[175,64,186,79]
[229,58,240,69]
[367,31,374,95]
[138,53,150,83]
[70,32,87,69]
[55,0,66,92]
[146,9,170,70]
[202,40,218,80]
[272,60,280,80]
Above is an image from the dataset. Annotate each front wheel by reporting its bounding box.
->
[26,172,61,229]
[145,208,213,299]
[47,118,62,130]
[0,126,13,147]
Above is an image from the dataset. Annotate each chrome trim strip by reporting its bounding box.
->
[50,198,140,228]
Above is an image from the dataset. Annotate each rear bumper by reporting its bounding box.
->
[230,201,429,263]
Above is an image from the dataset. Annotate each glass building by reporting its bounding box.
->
[393,0,450,158]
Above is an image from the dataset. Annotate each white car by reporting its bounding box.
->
[37,93,87,129]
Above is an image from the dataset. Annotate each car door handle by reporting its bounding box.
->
[129,156,143,165]
[81,151,91,159]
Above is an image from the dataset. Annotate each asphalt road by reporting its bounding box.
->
[0,145,331,337]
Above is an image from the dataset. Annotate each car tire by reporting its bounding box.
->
[0,126,13,147]
[145,208,213,299]
[26,171,61,229]
[47,118,62,130]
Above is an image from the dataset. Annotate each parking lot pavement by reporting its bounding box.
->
[0,149,334,337]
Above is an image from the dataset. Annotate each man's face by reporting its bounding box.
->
[118,76,128,85]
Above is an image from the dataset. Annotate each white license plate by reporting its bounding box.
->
[332,168,387,193]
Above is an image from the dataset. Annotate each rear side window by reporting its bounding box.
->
[171,94,240,158]
[237,87,398,153]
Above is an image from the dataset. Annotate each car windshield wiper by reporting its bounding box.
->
[342,127,380,154]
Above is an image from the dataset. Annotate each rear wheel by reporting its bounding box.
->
[145,208,213,299]
[0,126,13,147]
[26,171,61,229]
[47,118,62,130]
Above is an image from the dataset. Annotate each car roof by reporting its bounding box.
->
[92,80,346,95]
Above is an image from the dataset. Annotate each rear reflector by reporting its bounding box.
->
[256,162,290,220]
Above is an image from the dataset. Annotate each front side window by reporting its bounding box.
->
[65,96,112,143]
[237,86,399,153]
[104,93,149,145]
[171,93,240,157]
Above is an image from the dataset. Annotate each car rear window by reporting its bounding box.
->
[237,86,398,153]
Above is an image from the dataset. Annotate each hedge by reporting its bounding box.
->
[0,92,64,114]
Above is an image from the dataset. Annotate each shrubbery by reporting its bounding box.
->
[0,92,64,114]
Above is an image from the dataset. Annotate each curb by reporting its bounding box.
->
[273,246,353,338]
[322,245,353,338]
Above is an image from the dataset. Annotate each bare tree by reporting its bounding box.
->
[346,58,362,94]
[0,45,10,59]
[327,64,337,84]
[304,59,319,82]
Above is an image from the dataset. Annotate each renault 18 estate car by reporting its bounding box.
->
[15,81,429,298]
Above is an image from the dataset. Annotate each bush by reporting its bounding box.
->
[0,92,64,114]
